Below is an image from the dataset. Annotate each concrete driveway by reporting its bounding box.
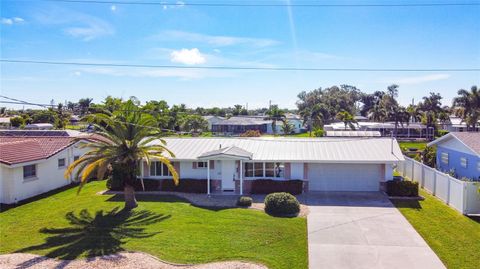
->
[305,192,445,269]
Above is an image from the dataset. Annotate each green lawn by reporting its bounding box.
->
[392,189,480,269]
[398,141,427,152]
[0,181,307,269]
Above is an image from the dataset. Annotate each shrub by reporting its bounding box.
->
[313,128,324,137]
[240,130,262,137]
[159,179,207,193]
[264,192,300,216]
[237,196,253,207]
[251,179,303,195]
[386,180,419,197]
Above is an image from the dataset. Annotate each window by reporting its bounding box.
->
[74,155,80,161]
[58,158,66,168]
[244,162,254,177]
[441,152,449,164]
[254,163,263,177]
[244,162,285,178]
[197,161,208,168]
[150,161,171,176]
[460,157,468,168]
[23,164,37,179]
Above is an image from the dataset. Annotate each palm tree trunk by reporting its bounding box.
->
[124,184,138,210]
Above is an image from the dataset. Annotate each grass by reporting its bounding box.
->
[398,141,427,152]
[392,189,480,269]
[0,181,307,269]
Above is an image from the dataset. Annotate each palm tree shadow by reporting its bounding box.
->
[16,207,170,268]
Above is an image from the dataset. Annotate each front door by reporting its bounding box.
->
[221,160,236,191]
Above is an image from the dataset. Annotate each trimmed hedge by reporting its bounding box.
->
[251,179,303,195]
[106,178,207,193]
[386,180,419,197]
[237,196,253,207]
[264,192,300,216]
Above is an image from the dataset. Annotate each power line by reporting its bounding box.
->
[37,0,480,7]
[2,59,479,72]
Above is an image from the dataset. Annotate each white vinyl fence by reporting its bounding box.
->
[397,157,480,215]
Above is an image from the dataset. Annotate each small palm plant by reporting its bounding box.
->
[65,101,179,210]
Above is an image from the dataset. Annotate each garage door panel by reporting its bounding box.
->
[309,164,381,191]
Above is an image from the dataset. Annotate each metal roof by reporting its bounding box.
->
[153,137,404,163]
[213,117,272,126]
[198,146,253,160]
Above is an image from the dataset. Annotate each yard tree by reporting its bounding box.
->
[182,114,208,133]
[266,105,286,135]
[335,110,356,130]
[453,85,480,131]
[281,120,295,135]
[65,100,179,210]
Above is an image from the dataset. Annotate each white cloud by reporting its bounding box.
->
[156,30,280,47]
[1,17,25,25]
[162,1,185,10]
[385,74,451,85]
[170,48,206,65]
[110,5,117,12]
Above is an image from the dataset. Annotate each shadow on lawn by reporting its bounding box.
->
[16,207,170,268]
[390,200,422,209]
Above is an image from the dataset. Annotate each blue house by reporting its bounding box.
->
[428,132,480,180]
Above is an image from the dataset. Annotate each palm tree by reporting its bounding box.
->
[266,105,286,135]
[368,104,387,122]
[406,104,422,124]
[336,110,356,130]
[65,101,179,210]
[453,86,480,131]
[281,120,295,135]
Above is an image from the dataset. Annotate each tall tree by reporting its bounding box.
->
[281,120,295,135]
[65,101,179,210]
[418,92,444,135]
[78,98,93,115]
[266,105,286,135]
[336,110,356,130]
[453,86,480,131]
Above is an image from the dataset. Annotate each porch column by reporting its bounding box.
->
[240,159,243,195]
[207,160,211,195]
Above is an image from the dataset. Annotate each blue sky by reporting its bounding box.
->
[1,0,479,109]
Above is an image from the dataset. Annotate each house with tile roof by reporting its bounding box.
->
[0,133,92,205]
[428,132,480,180]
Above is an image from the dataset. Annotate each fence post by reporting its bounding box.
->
[446,175,450,205]
[432,169,436,196]
[411,159,415,182]
[403,161,407,177]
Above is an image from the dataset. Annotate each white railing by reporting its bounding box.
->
[397,157,480,215]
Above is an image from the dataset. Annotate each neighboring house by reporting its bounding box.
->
[24,123,54,130]
[0,132,92,205]
[141,137,403,194]
[325,131,381,137]
[210,114,304,135]
[427,132,480,180]
[441,116,480,132]
[0,117,11,129]
[324,121,433,139]
[203,115,225,131]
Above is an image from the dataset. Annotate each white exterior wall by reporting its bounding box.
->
[177,160,222,180]
[0,142,89,204]
[290,162,304,179]
[384,163,394,181]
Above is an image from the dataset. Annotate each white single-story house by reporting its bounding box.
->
[0,134,90,205]
[141,137,404,194]
[210,114,304,135]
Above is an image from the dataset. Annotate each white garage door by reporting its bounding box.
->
[308,163,382,191]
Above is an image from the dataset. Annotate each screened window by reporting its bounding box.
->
[23,164,37,179]
[150,161,171,176]
[244,163,254,177]
[58,158,66,168]
[73,155,80,161]
[244,162,285,178]
[254,163,264,177]
[460,157,468,168]
[197,161,208,168]
[441,152,449,164]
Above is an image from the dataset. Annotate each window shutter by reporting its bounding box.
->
[210,160,215,169]
[193,162,197,169]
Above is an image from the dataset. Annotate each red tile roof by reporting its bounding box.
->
[0,137,77,165]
